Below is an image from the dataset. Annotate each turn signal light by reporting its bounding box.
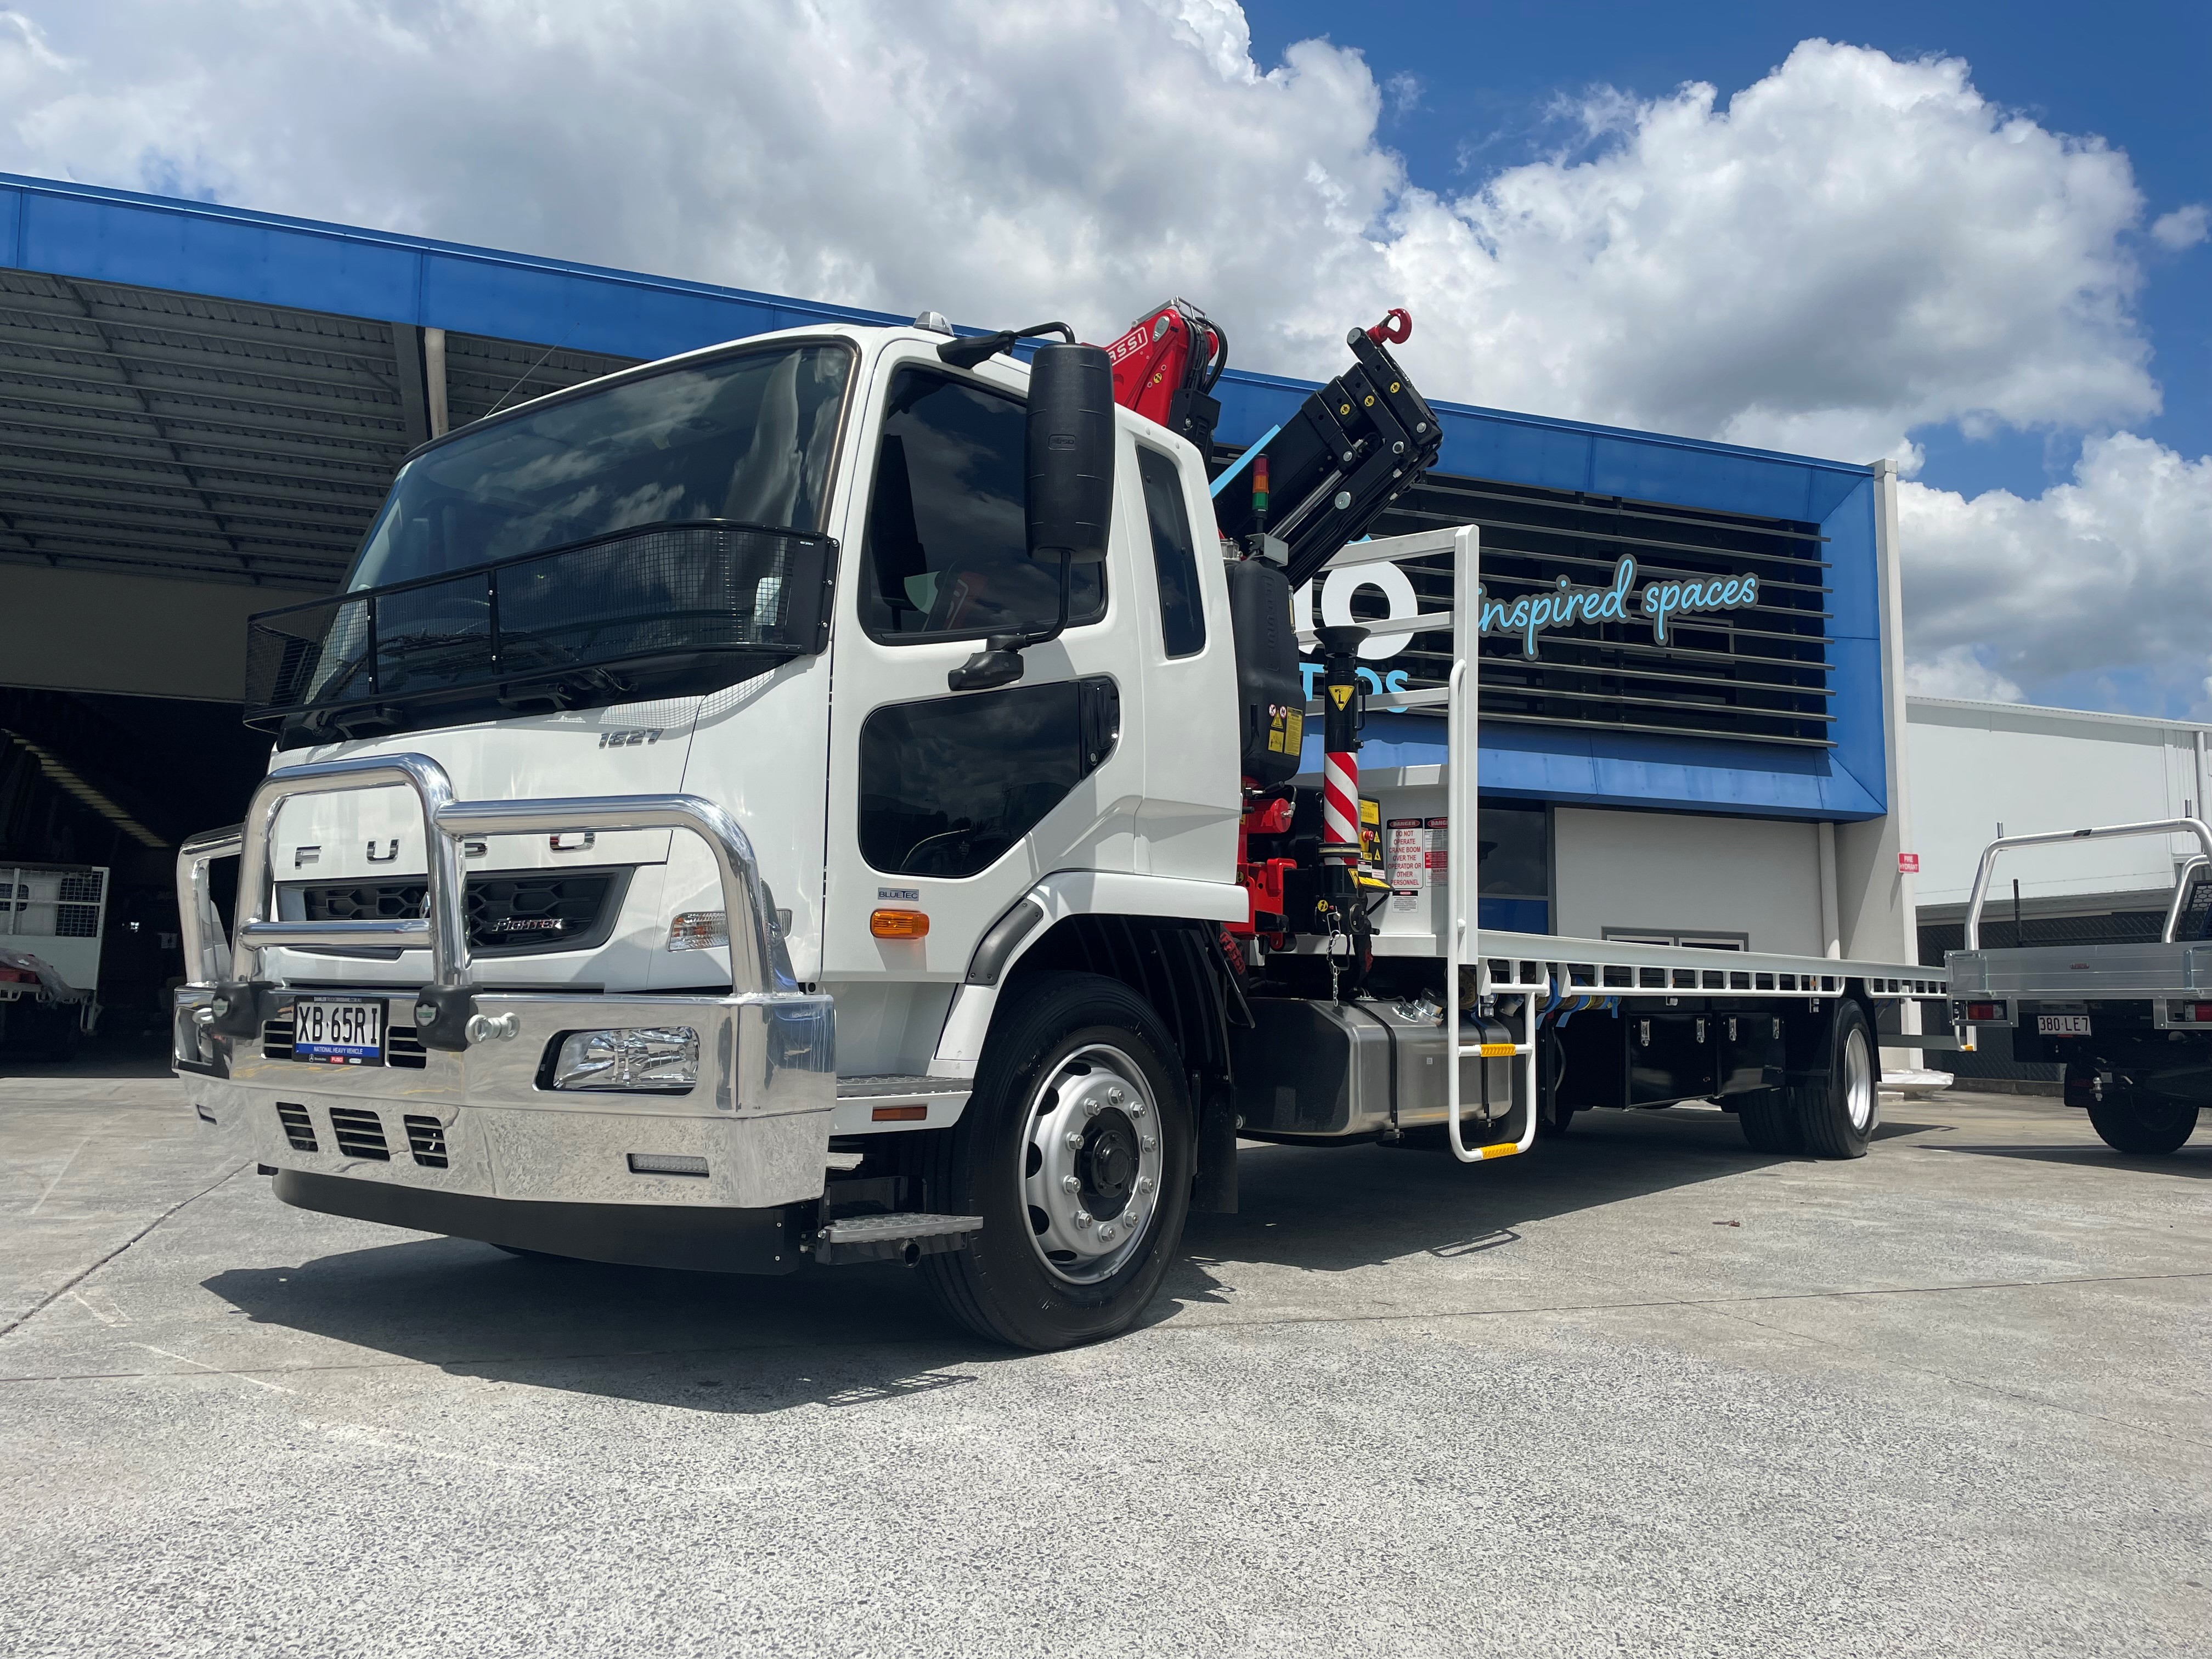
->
[870,909,929,939]
[2174,1002,2212,1023]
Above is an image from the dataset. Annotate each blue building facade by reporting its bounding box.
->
[0,171,1900,838]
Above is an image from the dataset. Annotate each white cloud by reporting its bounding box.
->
[2151,204,2208,251]
[0,10,2163,462]
[1903,646,2023,704]
[1900,434,2212,704]
[1,3,2204,707]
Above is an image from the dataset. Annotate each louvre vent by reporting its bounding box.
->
[387,1024,428,1070]
[327,1106,389,1161]
[402,1114,448,1168]
[1223,457,1834,749]
[275,1102,317,1153]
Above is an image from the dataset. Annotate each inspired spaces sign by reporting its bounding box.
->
[1477,555,1758,656]
[1295,552,1761,696]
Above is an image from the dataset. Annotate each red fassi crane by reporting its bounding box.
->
[1099,300,1441,990]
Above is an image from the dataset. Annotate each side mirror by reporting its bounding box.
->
[1025,341,1115,566]
[949,342,1115,693]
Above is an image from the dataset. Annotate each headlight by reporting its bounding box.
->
[550,1026,699,1092]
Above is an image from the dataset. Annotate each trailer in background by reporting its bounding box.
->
[0,862,108,1059]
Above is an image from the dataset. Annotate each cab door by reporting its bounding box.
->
[820,343,1148,981]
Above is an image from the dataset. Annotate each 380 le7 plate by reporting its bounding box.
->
[2036,1013,2091,1036]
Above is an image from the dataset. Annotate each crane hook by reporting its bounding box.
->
[1365,308,1413,346]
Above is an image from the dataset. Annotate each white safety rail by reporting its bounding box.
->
[1297,522,1950,1164]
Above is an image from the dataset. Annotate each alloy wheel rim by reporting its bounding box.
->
[1844,1025,1876,1132]
[1019,1042,1163,1286]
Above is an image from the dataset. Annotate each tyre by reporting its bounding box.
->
[2086,1083,2199,1155]
[917,971,1194,1351]
[1791,998,1878,1159]
[1534,1030,1576,1138]
[1736,1088,1799,1153]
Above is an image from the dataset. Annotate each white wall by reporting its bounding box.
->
[1553,807,1826,956]
[1908,698,2210,909]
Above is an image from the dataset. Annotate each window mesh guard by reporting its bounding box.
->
[243,521,837,731]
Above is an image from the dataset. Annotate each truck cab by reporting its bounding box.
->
[176,321,1256,1348]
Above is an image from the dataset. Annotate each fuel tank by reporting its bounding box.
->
[1229,996,1521,1140]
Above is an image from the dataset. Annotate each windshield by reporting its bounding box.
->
[346,341,854,591]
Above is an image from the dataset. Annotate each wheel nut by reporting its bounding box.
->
[1129,1101,1147,1117]
[1060,1175,1080,1194]
[1085,1099,1101,1117]
[1065,1131,1084,1148]
[1108,1087,1125,1104]
[1098,1224,1117,1244]
[1141,1136,1157,1151]
[1075,1211,1093,1229]
[1136,1176,1155,1194]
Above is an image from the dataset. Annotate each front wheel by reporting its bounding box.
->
[917,972,1194,1351]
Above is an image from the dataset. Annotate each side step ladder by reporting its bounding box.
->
[1441,523,1545,1164]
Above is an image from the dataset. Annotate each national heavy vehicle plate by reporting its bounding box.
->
[2036,1014,2092,1036]
[294,997,385,1064]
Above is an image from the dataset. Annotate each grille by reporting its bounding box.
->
[1228,458,1834,748]
[402,1114,448,1169]
[262,1011,426,1069]
[275,1102,317,1153]
[290,869,626,956]
[327,1106,390,1160]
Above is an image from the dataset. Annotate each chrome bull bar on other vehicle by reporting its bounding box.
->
[172,752,836,1209]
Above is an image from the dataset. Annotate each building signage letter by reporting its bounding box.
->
[1476,555,1759,657]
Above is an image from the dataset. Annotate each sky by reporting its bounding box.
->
[2,0,2207,716]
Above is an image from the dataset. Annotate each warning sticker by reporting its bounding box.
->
[1425,816,1449,879]
[1387,817,1426,912]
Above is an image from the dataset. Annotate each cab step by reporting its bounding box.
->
[812,1211,984,1267]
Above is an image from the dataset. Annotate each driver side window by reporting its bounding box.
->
[859,366,1106,642]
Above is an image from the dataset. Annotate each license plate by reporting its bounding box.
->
[294,997,385,1064]
[2037,1014,2091,1036]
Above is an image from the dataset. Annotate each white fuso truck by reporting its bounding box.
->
[173,315,1946,1348]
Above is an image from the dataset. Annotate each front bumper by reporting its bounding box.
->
[173,759,838,1237]
[178,985,835,1212]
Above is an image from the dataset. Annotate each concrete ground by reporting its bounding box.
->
[2,1068,2207,1658]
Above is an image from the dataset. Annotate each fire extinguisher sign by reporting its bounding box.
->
[1898,852,1920,874]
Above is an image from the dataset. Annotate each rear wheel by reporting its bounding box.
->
[2085,1080,2199,1155]
[917,972,1194,1351]
[1736,1088,1799,1153]
[1791,1000,1878,1159]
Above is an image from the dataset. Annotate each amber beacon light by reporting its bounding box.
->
[870,909,930,939]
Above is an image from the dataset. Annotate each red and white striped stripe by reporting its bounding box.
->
[1322,750,1360,855]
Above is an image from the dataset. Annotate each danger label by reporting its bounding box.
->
[1387,819,1425,912]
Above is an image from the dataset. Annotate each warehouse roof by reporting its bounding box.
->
[0,171,1870,597]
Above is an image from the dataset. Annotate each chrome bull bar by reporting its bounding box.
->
[176,750,796,1025]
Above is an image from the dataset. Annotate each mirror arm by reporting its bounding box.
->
[946,551,1073,692]
[937,320,1078,370]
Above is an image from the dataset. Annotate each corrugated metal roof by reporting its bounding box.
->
[0,269,637,590]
